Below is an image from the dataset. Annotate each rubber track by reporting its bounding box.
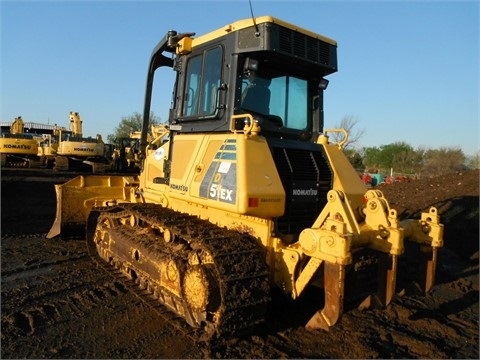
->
[86,203,271,340]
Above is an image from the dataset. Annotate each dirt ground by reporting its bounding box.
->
[1,168,478,359]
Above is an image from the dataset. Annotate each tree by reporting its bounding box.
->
[363,143,468,176]
[328,115,365,150]
[465,151,480,170]
[107,112,160,143]
[391,145,424,174]
[363,142,417,173]
[421,147,466,176]
[344,148,364,170]
[363,146,382,170]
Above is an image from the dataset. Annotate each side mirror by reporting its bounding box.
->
[319,78,329,90]
[244,57,259,73]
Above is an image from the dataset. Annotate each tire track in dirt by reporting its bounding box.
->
[2,249,126,338]
[1,232,201,358]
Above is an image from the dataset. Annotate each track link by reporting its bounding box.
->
[86,203,271,340]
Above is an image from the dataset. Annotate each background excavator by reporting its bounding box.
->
[0,116,43,168]
[47,16,444,338]
[39,111,109,172]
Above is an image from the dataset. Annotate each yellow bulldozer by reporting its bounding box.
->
[111,125,169,172]
[110,130,143,172]
[0,116,42,167]
[47,16,444,338]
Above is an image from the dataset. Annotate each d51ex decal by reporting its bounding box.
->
[199,161,236,204]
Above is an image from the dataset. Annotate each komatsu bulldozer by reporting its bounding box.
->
[47,16,444,337]
[111,130,143,172]
[111,126,167,172]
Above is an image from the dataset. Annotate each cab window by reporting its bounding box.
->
[182,46,222,117]
[241,73,309,130]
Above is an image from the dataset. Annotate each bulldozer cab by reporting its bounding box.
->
[139,16,340,240]
[140,16,337,155]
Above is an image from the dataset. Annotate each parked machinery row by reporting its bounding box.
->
[1,112,118,173]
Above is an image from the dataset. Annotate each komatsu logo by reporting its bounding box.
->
[292,188,318,196]
[73,147,95,152]
[170,184,188,192]
[3,144,32,149]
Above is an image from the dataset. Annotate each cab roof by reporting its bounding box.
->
[192,15,337,47]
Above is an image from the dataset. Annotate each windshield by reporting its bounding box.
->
[240,72,308,130]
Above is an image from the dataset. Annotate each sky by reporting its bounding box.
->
[1,0,479,155]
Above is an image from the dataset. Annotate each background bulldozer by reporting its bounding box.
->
[110,125,168,173]
[48,16,443,338]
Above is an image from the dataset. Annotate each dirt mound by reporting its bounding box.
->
[1,169,478,358]
[379,170,479,259]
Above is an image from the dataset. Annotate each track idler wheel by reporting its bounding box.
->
[93,214,117,262]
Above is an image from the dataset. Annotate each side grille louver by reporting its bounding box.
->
[278,27,331,65]
[271,145,333,236]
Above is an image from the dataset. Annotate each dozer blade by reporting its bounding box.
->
[47,175,137,238]
[306,263,345,331]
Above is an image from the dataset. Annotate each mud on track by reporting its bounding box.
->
[1,168,479,358]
